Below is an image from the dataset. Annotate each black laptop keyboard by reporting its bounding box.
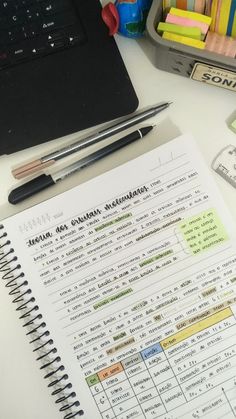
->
[0,0,86,69]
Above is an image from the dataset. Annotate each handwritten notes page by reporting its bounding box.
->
[3,134,236,419]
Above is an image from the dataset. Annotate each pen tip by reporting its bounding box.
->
[140,126,153,136]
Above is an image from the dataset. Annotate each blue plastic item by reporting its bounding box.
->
[102,0,153,38]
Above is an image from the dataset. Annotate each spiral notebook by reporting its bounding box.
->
[1,134,236,419]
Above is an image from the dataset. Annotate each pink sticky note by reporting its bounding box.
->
[166,13,209,36]
[205,31,236,57]
[194,0,206,14]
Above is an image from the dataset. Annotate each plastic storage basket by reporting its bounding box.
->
[146,0,236,92]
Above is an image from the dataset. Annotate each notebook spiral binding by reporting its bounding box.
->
[0,224,84,419]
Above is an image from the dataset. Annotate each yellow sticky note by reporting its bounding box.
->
[157,22,202,39]
[218,0,231,35]
[162,31,205,49]
[210,0,218,31]
[170,7,212,25]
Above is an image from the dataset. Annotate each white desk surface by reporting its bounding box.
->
[0,33,236,419]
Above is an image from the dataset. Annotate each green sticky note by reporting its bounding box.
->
[230,119,236,134]
[157,22,202,40]
[179,209,228,255]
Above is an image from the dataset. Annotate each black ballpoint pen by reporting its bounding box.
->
[8,126,153,205]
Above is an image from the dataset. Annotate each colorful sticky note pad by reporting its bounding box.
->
[162,31,206,48]
[169,6,212,25]
[210,0,236,38]
[205,31,236,57]
[157,21,202,39]
[204,0,212,16]
[194,0,206,13]
[166,12,209,38]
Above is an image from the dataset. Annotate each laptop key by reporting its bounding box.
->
[31,38,49,56]
[41,12,78,32]
[7,27,25,43]
[48,38,67,51]
[8,12,24,27]
[64,25,87,46]
[0,1,16,14]
[23,22,41,38]
[41,13,77,32]
[40,0,72,15]
[25,6,41,21]
[11,42,30,61]
[47,31,64,42]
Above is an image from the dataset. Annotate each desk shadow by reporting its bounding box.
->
[154,117,182,145]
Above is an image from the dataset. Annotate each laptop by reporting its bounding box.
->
[0,0,139,155]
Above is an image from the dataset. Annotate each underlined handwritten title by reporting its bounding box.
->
[26,186,148,247]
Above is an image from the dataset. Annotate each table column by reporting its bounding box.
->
[87,361,141,419]
[123,351,166,419]
[87,372,115,419]
[144,343,187,412]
